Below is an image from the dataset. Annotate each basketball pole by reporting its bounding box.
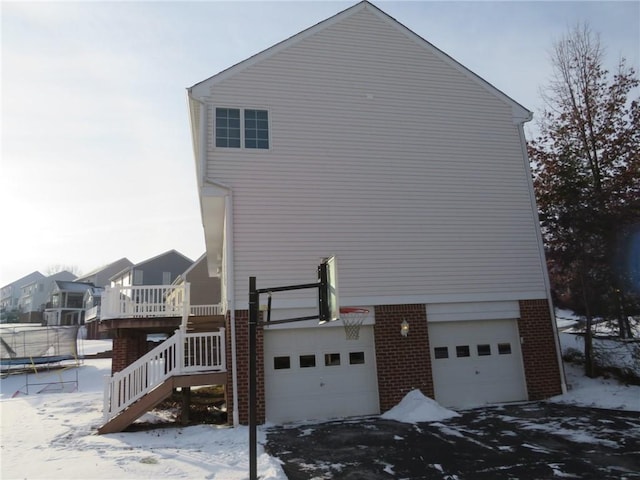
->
[247,261,333,480]
[248,276,258,480]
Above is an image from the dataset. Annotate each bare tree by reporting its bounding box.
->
[528,23,639,376]
[45,264,81,277]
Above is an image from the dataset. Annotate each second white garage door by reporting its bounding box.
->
[428,319,528,409]
[264,325,379,424]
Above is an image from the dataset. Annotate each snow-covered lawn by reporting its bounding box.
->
[0,357,286,479]
[1,320,638,480]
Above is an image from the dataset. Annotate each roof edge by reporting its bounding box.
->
[189,0,532,119]
[188,1,369,98]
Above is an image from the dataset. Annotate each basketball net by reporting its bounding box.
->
[340,308,369,340]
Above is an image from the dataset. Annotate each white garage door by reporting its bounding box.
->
[428,319,527,408]
[264,325,379,424]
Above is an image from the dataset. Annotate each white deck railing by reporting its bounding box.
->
[103,328,225,423]
[189,304,223,316]
[101,285,188,320]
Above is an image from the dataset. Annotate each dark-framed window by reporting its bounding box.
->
[299,354,316,368]
[325,353,341,366]
[215,107,269,149]
[273,356,290,370]
[349,352,365,365]
[215,108,241,148]
[244,109,269,149]
[434,347,449,359]
[456,345,470,358]
[498,343,512,355]
[477,344,491,356]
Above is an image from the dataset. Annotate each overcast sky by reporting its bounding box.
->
[1,0,639,287]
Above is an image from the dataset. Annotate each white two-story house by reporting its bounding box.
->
[187,1,565,426]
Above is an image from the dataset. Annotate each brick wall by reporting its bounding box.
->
[374,304,433,412]
[111,330,147,374]
[226,310,265,425]
[518,299,563,399]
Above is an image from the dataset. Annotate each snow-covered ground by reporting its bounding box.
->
[0,355,287,480]
[1,319,639,479]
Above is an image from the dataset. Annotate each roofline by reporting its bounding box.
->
[366,1,532,120]
[75,257,132,281]
[172,252,207,285]
[188,0,531,119]
[188,1,367,97]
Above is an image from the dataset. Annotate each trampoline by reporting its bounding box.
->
[0,325,80,394]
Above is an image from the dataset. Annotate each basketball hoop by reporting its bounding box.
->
[340,307,369,340]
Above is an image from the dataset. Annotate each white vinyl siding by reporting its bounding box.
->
[200,7,546,308]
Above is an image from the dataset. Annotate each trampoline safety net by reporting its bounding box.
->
[0,326,79,366]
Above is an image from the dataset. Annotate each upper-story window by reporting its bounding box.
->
[244,109,269,149]
[215,108,241,148]
[215,108,269,149]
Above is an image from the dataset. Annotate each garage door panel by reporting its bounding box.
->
[264,326,379,423]
[429,319,527,408]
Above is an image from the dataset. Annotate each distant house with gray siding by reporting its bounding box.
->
[76,258,133,288]
[109,250,193,288]
[1,271,44,322]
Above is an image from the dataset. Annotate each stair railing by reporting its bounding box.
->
[103,328,225,423]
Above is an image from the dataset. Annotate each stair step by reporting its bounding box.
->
[98,372,226,434]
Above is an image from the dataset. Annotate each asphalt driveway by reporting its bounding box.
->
[265,403,640,479]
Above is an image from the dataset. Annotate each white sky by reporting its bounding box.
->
[1,0,639,287]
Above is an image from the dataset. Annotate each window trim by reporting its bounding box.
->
[214,106,271,151]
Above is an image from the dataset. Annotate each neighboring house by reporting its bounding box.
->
[109,250,192,288]
[171,253,222,315]
[187,1,565,426]
[83,285,104,337]
[101,249,194,371]
[76,258,133,288]
[19,271,77,323]
[76,257,133,338]
[44,281,95,326]
[0,271,44,322]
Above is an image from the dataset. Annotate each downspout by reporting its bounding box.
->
[225,193,239,427]
[516,113,567,394]
[189,91,240,425]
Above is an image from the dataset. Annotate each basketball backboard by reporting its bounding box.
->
[318,255,339,323]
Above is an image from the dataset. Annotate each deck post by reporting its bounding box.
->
[181,387,191,426]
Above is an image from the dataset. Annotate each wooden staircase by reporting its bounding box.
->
[98,371,226,434]
[99,328,226,434]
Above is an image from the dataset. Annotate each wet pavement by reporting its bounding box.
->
[265,402,640,479]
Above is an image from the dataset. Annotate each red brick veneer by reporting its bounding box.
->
[226,310,265,425]
[374,304,433,412]
[111,330,147,374]
[518,299,563,399]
